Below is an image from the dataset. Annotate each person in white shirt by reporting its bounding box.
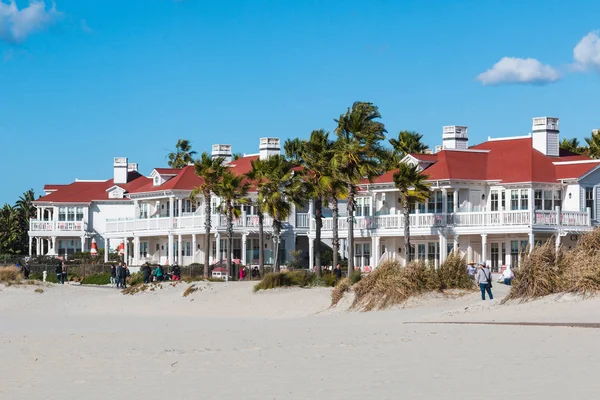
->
[501,266,514,286]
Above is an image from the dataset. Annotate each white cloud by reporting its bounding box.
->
[476,57,561,86]
[572,31,600,73]
[0,0,61,43]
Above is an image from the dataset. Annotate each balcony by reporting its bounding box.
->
[29,220,86,234]
[313,209,592,231]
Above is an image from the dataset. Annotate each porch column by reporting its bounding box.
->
[178,234,183,265]
[215,233,220,264]
[528,232,535,253]
[453,190,459,213]
[504,236,512,267]
[242,233,247,265]
[28,236,33,257]
[169,196,175,228]
[192,234,197,263]
[51,236,57,253]
[123,237,128,264]
[36,237,40,256]
[168,234,174,265]
[308,200,314,233]
[134,236,140,265]
[481,234,487,266]
[37,207,41,220]
[80,236,86,253]
[453,235,459,253]
[441,189,448,215]
[439,233,447,266]
[371,236,377,268]
[178,197,183,218]
[308,238,314,271]
[104,238,110,263]
[555,233,561,254]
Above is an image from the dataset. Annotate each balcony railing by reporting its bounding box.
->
[296,213,310,228]
[30,220,86,232]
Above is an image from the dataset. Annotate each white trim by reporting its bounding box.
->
[74,179,105,182]
[578,164,600,181]
[553,160,600,166]
[105,185,125,193]
[442,148,490,153]
[486,134,532,142]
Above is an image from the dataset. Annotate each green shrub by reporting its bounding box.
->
[254,270,315,292]
[128,271,144,286]
[315,273,336,287]
[81,273,111,285]
[349,270,362,285]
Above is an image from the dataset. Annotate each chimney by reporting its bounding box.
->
[114,157,128,184]
[532,117,559,157]
[259,137,280,160]
[127,163,138,172]
[212,144,232,163]
[442,126,468,150]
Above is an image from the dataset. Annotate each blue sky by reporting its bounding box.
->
[1,0,600,205]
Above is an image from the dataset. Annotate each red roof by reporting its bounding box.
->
[43,184,66,191]
[154,168,180,175]
[35,172,150,204]
[375,138,599,185]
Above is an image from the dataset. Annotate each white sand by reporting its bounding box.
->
[2,281,600,399]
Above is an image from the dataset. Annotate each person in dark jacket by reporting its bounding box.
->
[55,262,63,284]
[23,261,31,279]
[110,265,117,286]
[333,264,342,282]
[116,263,124,288]
[141,263,151,284]
[122,264,129,288]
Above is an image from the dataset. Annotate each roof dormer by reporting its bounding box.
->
[149,168,179,187]
[106,185,126,199]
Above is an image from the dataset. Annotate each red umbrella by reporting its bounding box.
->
[90,238,98,256]
[118,241,125,256]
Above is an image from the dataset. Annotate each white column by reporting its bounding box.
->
[168,234,174,265]
[28,236,33,257]
[439,233,447,266]
[371,236,377,268]
[504,236,511,268]
[169,196,175,227]
[80,236,86,253]
[104,238,110,263]
[441,189,448,215]
[528,232,535,253]
[453,190,459,213]
[134,236,140,265]
[178,197,183,218]
[178,234,183,265]
[308,200,314,233]
[192,234,197,263]
[215,233,220,263]
[51,236,57,253]
[37,207,41,220]
[453,234,460,253]
[36,237,40,256]
[242,234,247,265]
[481,234,487,265]
[123,237,128,264]
[308,238,314,271]
[555,233,561,254]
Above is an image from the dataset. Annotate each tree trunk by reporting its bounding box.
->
[347,186,355,277]
[273,221,281,272]
[314,197,323,277]
[258,210,264,276]
[332,197,339,270]
[226,202,233,281]
[403,196,411,266]
[204,192,211,278]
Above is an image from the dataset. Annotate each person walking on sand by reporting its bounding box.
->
[110,264,117,286]
[334,264,342,282]
[142,263,151,284]
[122,264,129,288]
[61,263,68,284]
[116,262,124,288]
[24,261,31,279]
[55,261,63,284]
[476,262,493,300]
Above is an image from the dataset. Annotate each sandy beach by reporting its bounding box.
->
[1,281,600,400]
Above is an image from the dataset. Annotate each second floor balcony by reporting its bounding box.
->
[29,220,87,234]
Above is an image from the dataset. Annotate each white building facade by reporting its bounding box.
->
[29,118,600,272]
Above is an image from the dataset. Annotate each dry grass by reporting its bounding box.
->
[330,278,352,307]
[0,266,22,284]
[502,240,563,304]
[183,284,198,297]
[122,284,149,295]
[34,288,44,294]
[562,230,600,296]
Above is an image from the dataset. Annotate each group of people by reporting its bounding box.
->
[466,262,516,301]
[109,262,131,288]
[54,261,68,284]
[238,266,262,280]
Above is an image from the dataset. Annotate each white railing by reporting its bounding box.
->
[30,220,85,232]
[296,213,310,228]
[560,211,588,226]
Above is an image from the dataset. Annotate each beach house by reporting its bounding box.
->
[28,117,600,272]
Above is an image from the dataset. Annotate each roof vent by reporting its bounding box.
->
[127,163,138,172]
[442,126,468,150]
[212,144,232,163]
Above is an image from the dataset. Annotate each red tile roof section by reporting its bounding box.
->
[35,172,150,203]
[154,168,181,175]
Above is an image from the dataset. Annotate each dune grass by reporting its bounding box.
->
[331,253,476,311]
[0,266,22,285]
[253,270,337,292]
[80,273,111,285]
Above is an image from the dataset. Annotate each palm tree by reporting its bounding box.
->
[15,189,36,253]
[393,163,430,265]
[585,130,600,159]
[328,179,347,271]
[214,171,250,280]
[560,138,586,155]
[191,153,226,278]
[386,131,429,171]
[168,139,197,168]
[0,204,21,254]
[333,102,387,276]
[284,138,303,163]
[246,158,271,272]
[248,155,306,272]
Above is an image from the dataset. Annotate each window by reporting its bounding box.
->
[354,243,371,268]
[140,242,148,258]
[408,244,415,261]
[166,200,171,217]
[417,244,426,261]
[553,191,562,209]
[447,190,454,213]
[510,241,519,268]
[427,191,442,213]
[491,243,499,272]
[490,190,498,212]
[58,207,67,221]
[544,190,553,210]
[154,176,160,186]
[139,203,149,219]
[418,201,426,213]
[501,191,506,210]
[520,190,528,210]
[435,191,443,213]
[355,198,371,217]
[409,202,416,214]
[211,197,220,215]
[427,242,438,265]
[67,207,75,221]
[586,188,594,218]
[184,242,191,257]
[534,190,543,210]
[510,190,519,211]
